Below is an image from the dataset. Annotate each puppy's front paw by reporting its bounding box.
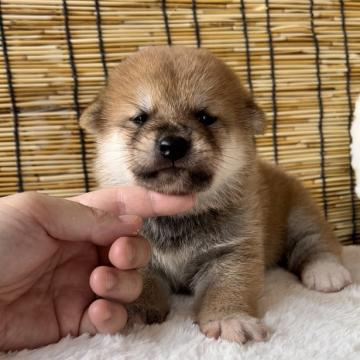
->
[301,259,352,292]
[126,303,169,327]
[199,314,270,344]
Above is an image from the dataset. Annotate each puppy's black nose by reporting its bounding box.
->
[159,136,190,161]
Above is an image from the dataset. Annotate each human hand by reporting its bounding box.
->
[0,187,194,351]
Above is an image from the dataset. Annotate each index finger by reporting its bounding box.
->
[70,186,195,217]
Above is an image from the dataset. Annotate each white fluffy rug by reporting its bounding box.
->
[2,246,360,360]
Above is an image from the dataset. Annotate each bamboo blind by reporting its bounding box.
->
[0,0,359,244]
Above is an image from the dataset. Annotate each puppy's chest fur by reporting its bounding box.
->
[141,207,247,293]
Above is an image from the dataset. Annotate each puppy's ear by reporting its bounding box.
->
[80,91,104,134]
[245,97,266,135]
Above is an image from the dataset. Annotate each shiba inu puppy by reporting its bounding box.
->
[80,46,352,343]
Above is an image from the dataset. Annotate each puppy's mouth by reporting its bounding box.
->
[133,165,213,195]
[139,166,185,179]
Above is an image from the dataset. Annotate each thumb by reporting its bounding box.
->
[9,192,143,246]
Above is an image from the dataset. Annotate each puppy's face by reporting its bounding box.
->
[81,47,264,195]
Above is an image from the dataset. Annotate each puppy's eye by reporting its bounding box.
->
[196,110,217,126]
[131,113,148,125]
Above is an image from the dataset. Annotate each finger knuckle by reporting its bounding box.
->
[89,206,111,225]
[19,191,42,207]
[17,192,50,221]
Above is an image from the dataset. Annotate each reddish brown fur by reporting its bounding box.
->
[81,46,351,344]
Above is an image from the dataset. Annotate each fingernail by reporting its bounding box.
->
[103,307,112,321]
[149,192,195,216]
[118,215,143,235]
[119,215,143,226]
[126,242,135,264]
[105,272,117,291]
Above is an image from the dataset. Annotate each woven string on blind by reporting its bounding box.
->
[62,0,89,192]
[0,0,359,245]
[0,1,23,192]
